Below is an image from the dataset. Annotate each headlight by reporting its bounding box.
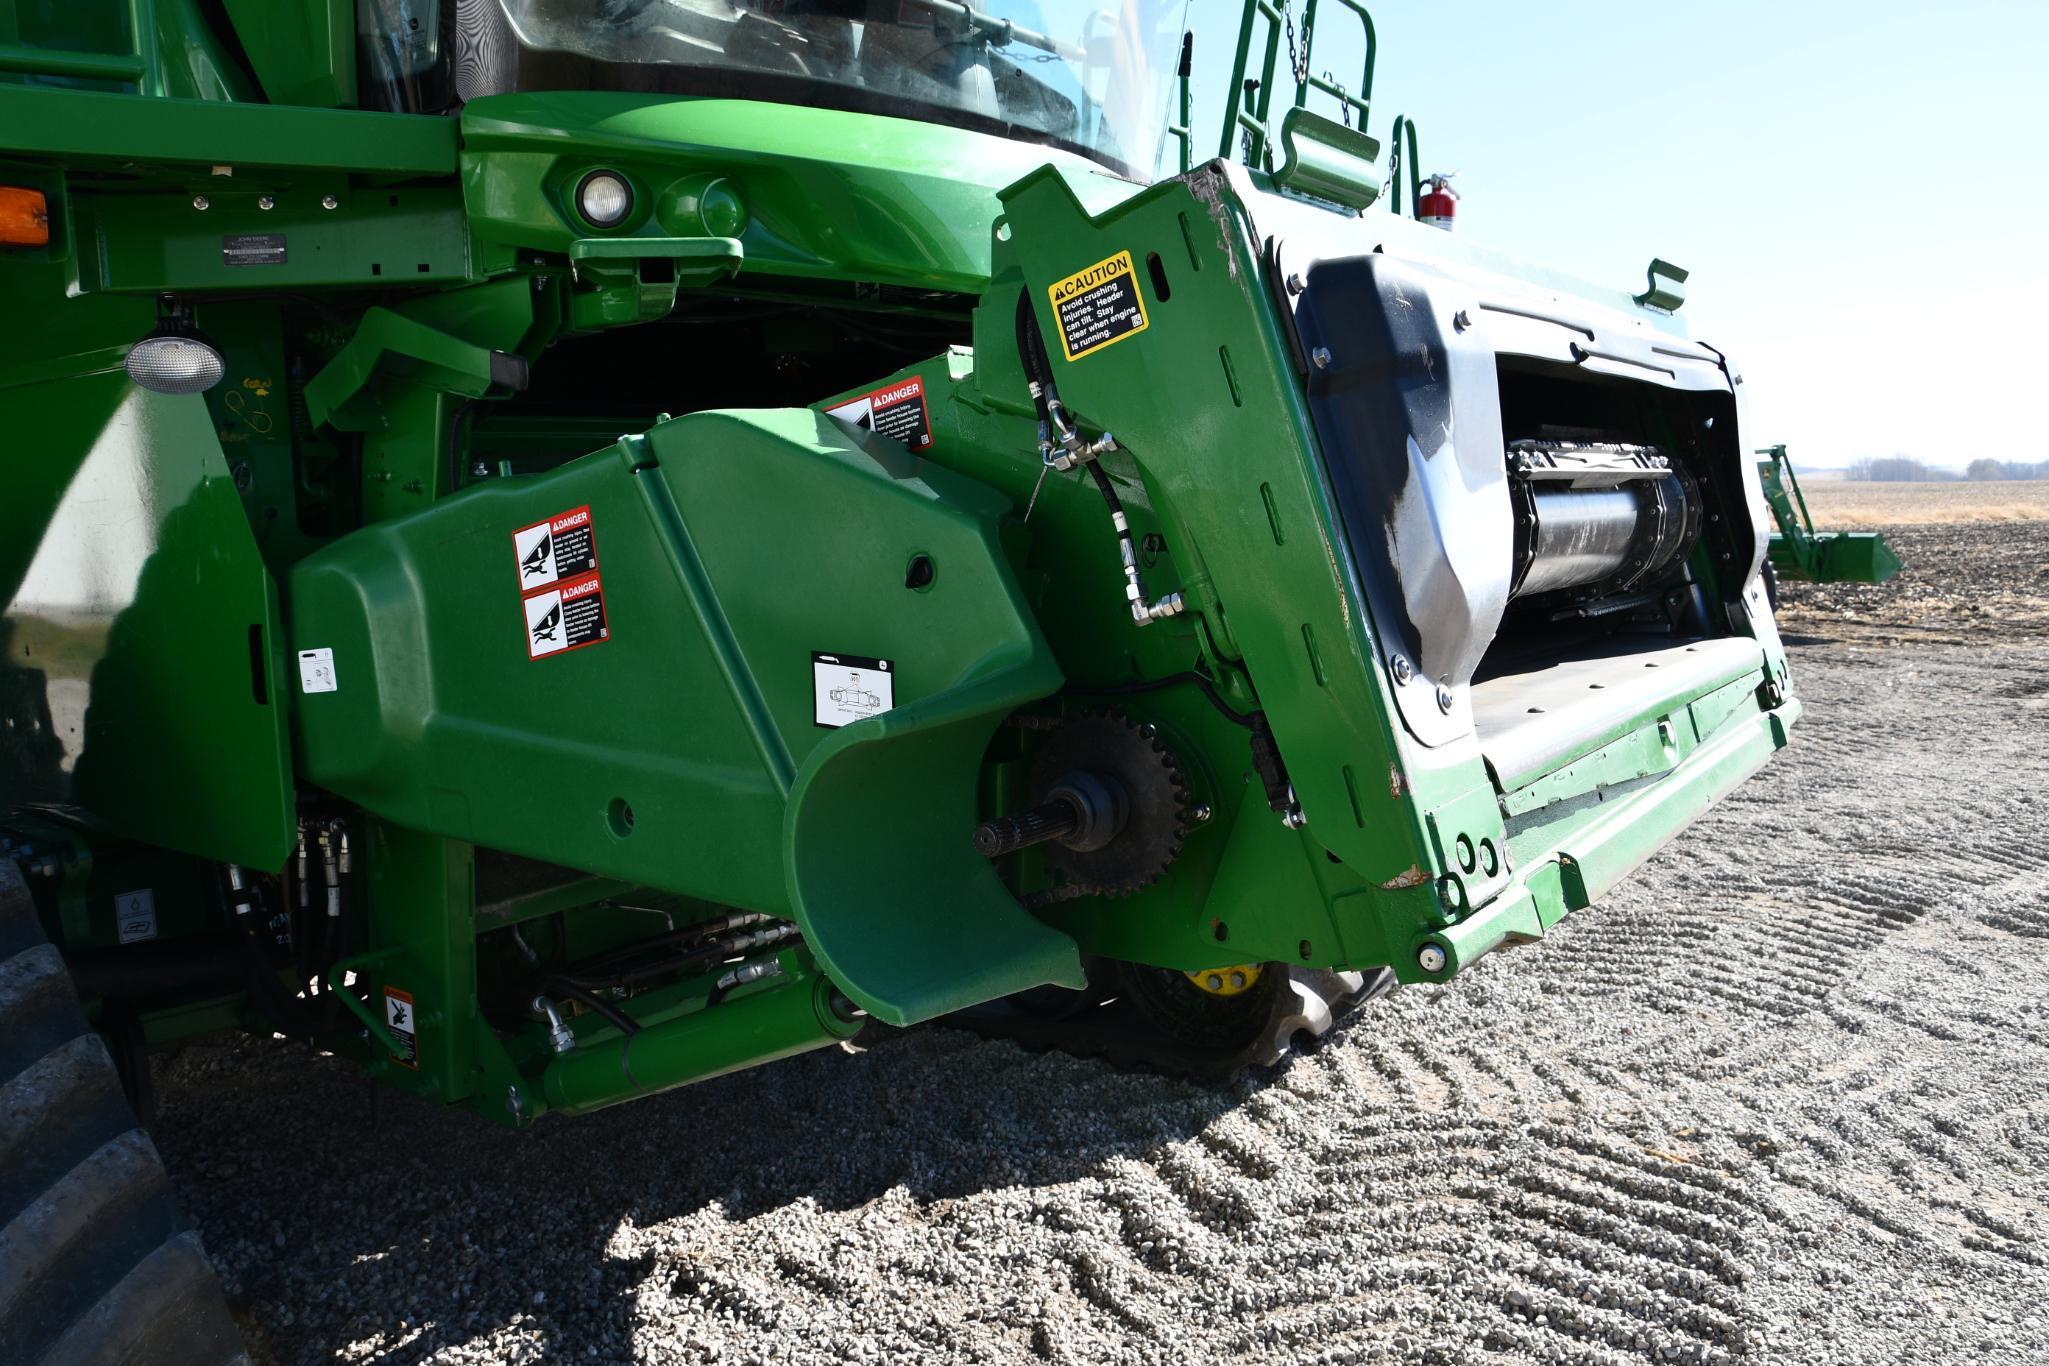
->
[576,170,633,229]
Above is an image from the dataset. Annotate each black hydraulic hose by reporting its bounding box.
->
[1014,290,1055,422]
[1063,670,1258,729]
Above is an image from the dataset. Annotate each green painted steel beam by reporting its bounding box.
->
[0,84,457,173]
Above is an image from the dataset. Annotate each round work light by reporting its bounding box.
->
[576,170,633,229]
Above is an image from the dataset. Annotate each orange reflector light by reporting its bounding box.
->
[0,187,50,247]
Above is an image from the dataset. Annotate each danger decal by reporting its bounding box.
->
[812,651,896,729]
[384,986,418,1069]
[524,572,609,659]
[1048,250,1149,361]
[512,504,598,592]
[512,506,609,660]
[825,375,933,451]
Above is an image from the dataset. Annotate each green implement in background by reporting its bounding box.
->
[1756,445,1905,585]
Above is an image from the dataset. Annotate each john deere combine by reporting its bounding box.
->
[0,2,1797,1358]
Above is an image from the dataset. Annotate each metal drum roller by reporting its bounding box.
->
[1506,441,1703,600]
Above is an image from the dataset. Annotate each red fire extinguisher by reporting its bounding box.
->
[1418,173,1458,230]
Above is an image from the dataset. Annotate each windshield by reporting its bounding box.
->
[431,0,1188,179]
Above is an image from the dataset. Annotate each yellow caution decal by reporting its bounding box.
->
[1047,250,1150,362]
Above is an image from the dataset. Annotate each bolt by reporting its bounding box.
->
[1310,346,1333,370]
[1192,803,1213,824]
[1281,807,1307,830]
[257,195,275,211]
[1417,943,1448,973]
[1286,272,1306,295]
[1229,971,1247,988]
[1391,653,1414,684]
[1206,973,1224,991]
[321,194,339,210]
[1453,309,1472,331]
[1435,682,1455,713]
[505,1085,524,1118]
[192,195,210,211]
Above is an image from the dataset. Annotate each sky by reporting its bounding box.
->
[1180,0,2049,468]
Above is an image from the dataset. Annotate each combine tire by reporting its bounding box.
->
[954,960,1395,1081]
[0,864,246,1366]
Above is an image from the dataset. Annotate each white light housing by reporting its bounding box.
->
[576,170,632,228]
[125,333,224,395]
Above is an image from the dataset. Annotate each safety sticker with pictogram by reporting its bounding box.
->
[523,572,609,659]
[384,985,418,1069]
[512,504,599,592]
[812,651,895,728]
[824,376,933,451]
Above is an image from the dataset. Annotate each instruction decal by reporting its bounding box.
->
[222,232,287,267]
[825,376,933,451]
[297,647,338,695]
[384,986,418,1069]
[1047,250,1149,361]
[524,572,609,659]
[512,504,599,592]
[813,651,895,729]
[114,889,157,945]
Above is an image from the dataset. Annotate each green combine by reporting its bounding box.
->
[0,3,1799,1358]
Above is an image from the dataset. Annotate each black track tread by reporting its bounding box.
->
[39,1232,248,1366]
[0,865,247,1366]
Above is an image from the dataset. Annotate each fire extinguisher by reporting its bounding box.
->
[1418,173,1458,231]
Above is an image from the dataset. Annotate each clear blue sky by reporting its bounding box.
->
[1182,0,2048,468]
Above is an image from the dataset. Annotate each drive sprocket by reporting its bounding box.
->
[1026,709,1190,897]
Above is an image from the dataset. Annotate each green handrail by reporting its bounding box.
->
[1168,31,1195,173]
[1291,0,1376,131]
[1385,112,1420,214]
[1217,0,1287,165]
[1217,0,1379,171]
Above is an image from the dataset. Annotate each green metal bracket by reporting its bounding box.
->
[566,236,744,331]
[1273,107,1383,210]
[566,235,744,282]
[303,307,524,433]
[1634,257,1689,312]
[326,947,410,1058]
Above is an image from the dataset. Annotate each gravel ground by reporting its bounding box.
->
[152,521,2049,1365]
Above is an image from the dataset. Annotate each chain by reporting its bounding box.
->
[1282,1,1313,88]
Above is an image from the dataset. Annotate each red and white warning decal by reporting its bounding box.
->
[825,376,933,451]
[512,504,599,593]
[523,571,609,659]
[384,985,418,1070]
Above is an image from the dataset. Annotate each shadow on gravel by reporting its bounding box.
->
[151,1014,1302,1363]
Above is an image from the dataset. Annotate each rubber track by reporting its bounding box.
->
[0,863,247,1366]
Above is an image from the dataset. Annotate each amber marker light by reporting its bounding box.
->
[0,186,50,247]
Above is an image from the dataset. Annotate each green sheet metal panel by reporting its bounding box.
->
[0,376,295,870]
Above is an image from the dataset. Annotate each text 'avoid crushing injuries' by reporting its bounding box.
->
[512,505,610,659]
[1048,250,1149,361]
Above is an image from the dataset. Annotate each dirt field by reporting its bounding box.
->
[151,521,2049,1365]
[1793,478,2049,528]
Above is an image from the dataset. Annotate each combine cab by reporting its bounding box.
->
[0,3,1799,1358]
